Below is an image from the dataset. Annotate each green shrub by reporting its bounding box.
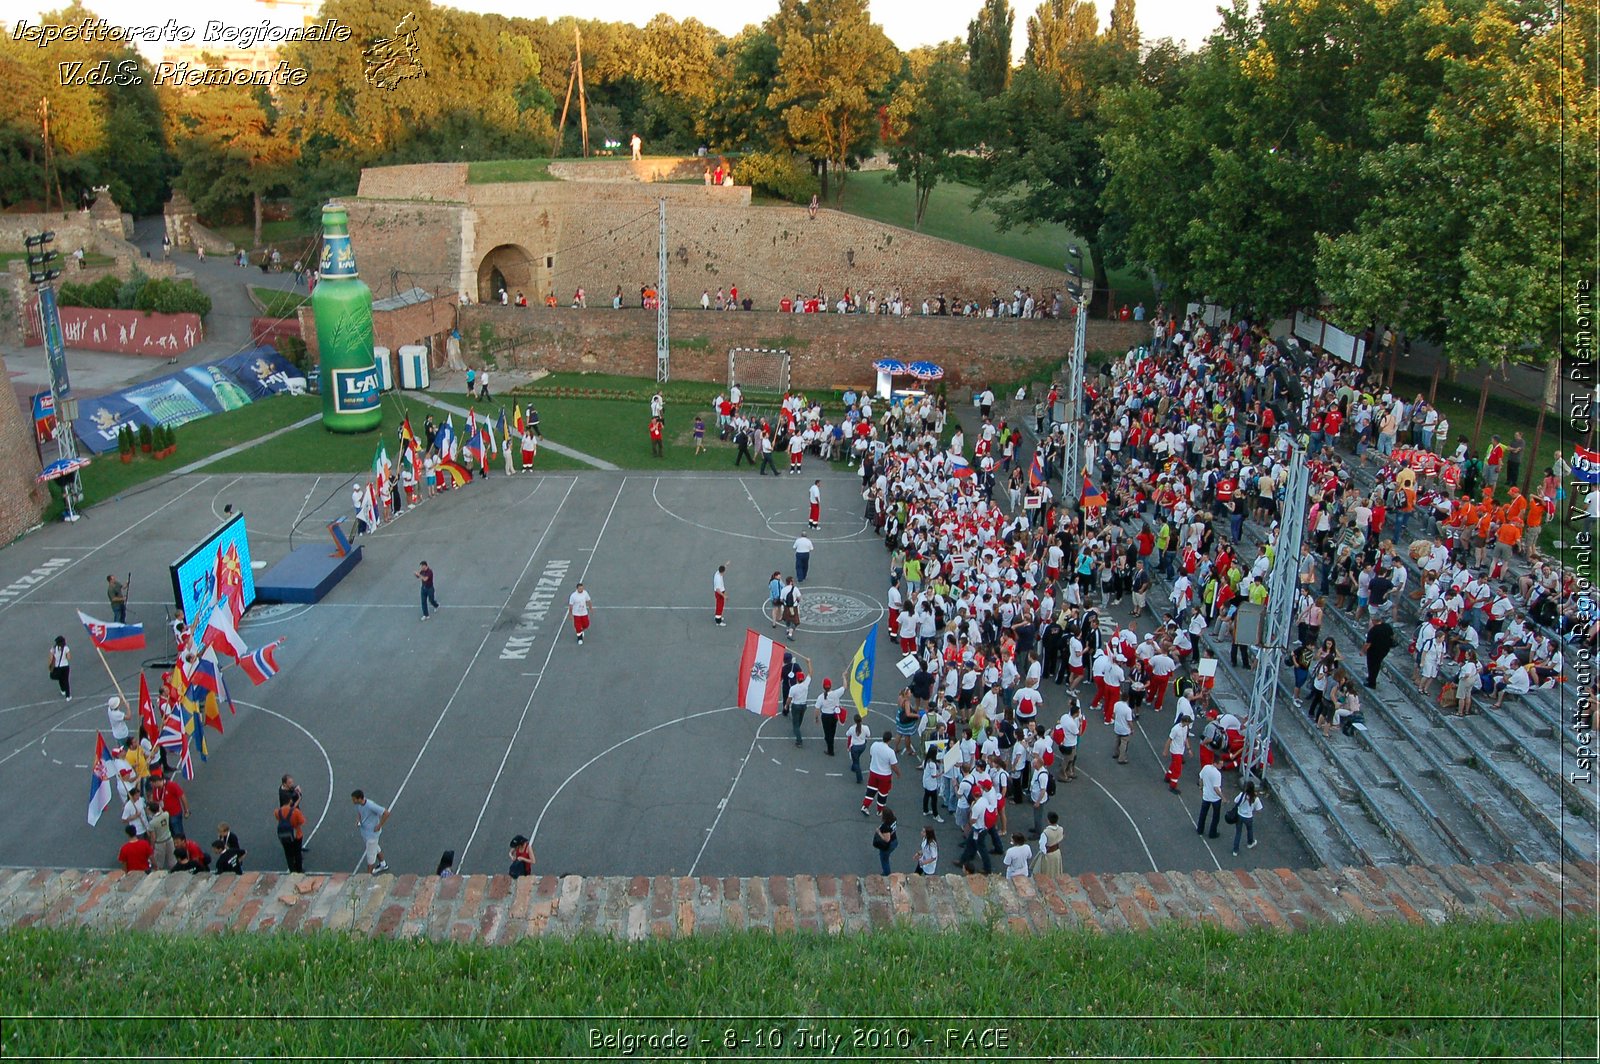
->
[133,278,212,320]
[57,275,121,309]
[137,423,152,449]
[736,151,819,204]
[116,268,148,310]
[277,335,308,371]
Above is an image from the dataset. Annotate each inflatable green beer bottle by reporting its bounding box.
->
[313,203,382,432]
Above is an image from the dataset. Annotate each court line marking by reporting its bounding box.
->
[458,477,627,866]
[350,476,572,873]
[689,712,776,877]
[1081,770,1160,873]
[1135,713,1223,872]
[650,477,872,544]
[247,701,336,845]
[528,707,736,846]
[739,479,766,520]
[206,476,247,527]
[0,477,214,616]
[287,476,323,540]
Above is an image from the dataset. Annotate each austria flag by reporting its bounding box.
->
[76,611,146,652]
[1573,446,1600,485]
[737,629,788,716]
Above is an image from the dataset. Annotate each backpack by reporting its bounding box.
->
[276,807,296,841]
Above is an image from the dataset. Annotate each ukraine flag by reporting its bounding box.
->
[847,623,878,717]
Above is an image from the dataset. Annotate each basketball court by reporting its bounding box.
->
[0,465,1310,878]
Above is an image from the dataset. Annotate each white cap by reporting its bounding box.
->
[107,696,121,709]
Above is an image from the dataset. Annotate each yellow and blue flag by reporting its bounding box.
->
[847,623,878,717]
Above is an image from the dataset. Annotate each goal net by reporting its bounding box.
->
[727,347,791,399]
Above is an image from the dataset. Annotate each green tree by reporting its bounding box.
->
[765,0,901,203]
[966,0,1014,97]
[1315,0,1592,368]
[165,85,290,246]
[1108,0,1139,52]
[701,29,782,152]
[1023,0,1100,96]
[886,43,976,229]
[633,15,721,149]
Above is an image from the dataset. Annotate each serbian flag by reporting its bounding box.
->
[138,673,158,744]
[238,640,282,685]
[87,733,115,825]
[1028,450,1046,491]
[1574,446,1600,485]
[77,610,145,652]
[1081,473,1108,508]
[202,596,248,660]
[737,629,788,716]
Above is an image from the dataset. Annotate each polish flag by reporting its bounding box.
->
[202,595,249,660]
[737,629,787,717]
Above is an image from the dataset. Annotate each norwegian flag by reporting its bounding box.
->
[238,640,282,686]
[737,629,788,716]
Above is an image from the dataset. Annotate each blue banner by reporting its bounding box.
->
[38,287,70,397]
[72,347,300,454]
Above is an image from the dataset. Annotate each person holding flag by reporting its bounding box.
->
[846,623,878,722]
[520,418,538,473]
[499,408,516,475]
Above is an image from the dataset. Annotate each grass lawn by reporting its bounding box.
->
[467,158,556,183]
[211,219,317,251]
[0,250,114,268]
[831,176,1156,309]
[53,395,325,518]
[248,286,307,318]
[0,919,1589,1057]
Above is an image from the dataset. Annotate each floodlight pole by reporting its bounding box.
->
[1061,247,1089,501]
[656,197,669,383]
[1241,443,1309,786]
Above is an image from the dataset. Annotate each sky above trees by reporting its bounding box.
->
[13,0,1228,56]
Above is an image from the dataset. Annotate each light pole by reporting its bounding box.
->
[1060,245,1088,503]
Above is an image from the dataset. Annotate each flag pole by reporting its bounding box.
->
[92,643,131,708]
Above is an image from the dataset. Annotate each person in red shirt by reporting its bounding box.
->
[649,416,664,458]
[156,778,189,840]
[1323,407,1344,444]
[118,826,153,872]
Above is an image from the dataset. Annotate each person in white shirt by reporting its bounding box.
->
[1028,754,1051,835]
[1195,761,1224,837]
[1111,698,1134,763]
[712,564,728,626]
[1164,715,1191,792]
[568,583,593,644]
[920,748,944,822]
[1002,833,1033,877]
[1055,705,1082,780]
[860,731,900,814]
[845,717,872,784]
[1231,781,1263,854]
[915,826,939,875]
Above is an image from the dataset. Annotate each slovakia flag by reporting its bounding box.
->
[1573,446,1600,485]
[737,629,788,716]
[77,611,146,652]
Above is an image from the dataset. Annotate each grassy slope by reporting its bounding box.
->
[832,176,1156,308]
[0,919,1590,1057]
[248,286,307,318]
[467,158,557,183]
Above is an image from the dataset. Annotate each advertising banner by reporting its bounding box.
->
[72,347,300,454]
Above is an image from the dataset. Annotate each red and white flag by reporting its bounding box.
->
[202,595,249,661]
[737,629,787,717]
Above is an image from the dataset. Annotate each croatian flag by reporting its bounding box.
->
[76,610,146,652]
[87,732,115,825]
[238,640,282,686]
[1574,446,1600,485]
[737,629,788,716]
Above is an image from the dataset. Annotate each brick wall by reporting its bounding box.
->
[0,351,49,544]
[547,157,713,183]
[0,861,1584,941]
[356,163,469,202]
[27,307,204,357]
[296,294,459,362]
[344,165,1072,314]
[456,306,1149,389]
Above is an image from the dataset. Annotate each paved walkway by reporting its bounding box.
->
[0,862,1586,941]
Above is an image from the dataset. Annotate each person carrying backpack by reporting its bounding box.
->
[274,797,306,874]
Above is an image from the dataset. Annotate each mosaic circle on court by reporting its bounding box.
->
[799,589,876,629]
